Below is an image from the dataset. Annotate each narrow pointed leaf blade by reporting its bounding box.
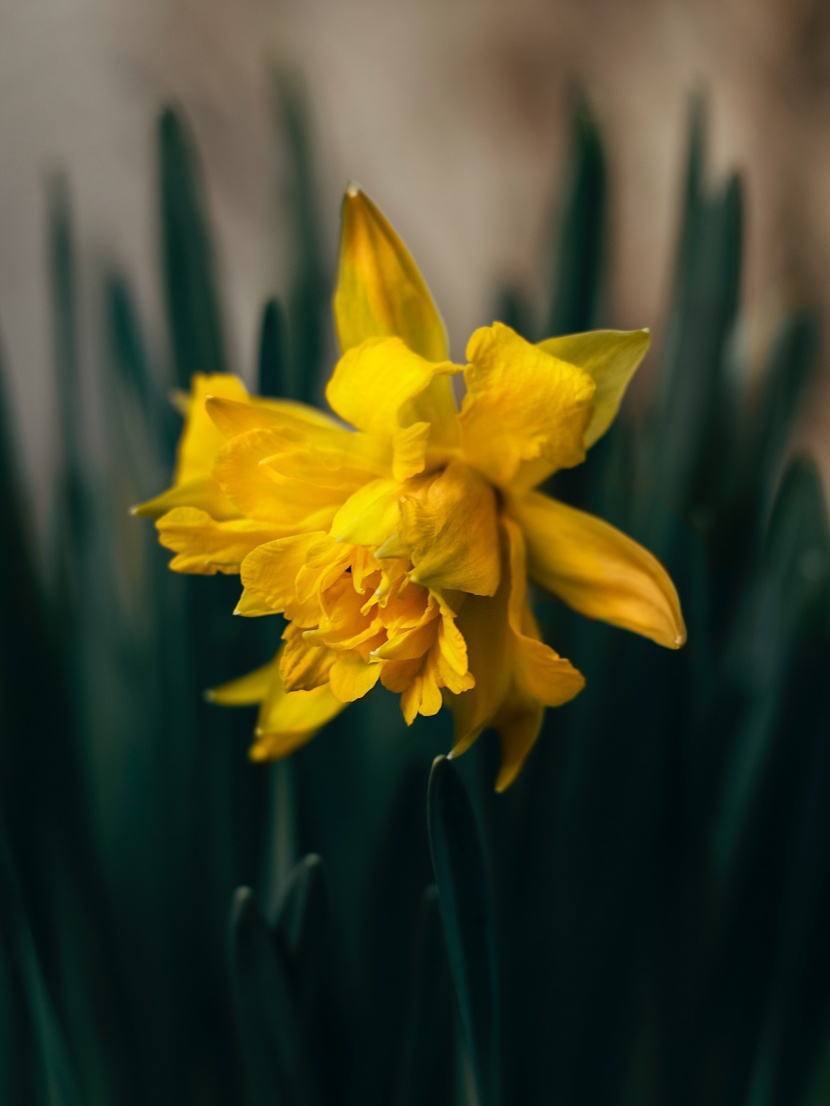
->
[428,756,499,1106]
[158,106,229,387]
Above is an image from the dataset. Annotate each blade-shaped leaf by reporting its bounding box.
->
[229,886,319,1106]
[158,106,229,387]
[428,756,499,1106]
[544,97,607,338]
[396,884,455,1106]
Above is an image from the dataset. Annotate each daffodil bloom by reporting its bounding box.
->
[136,187,685,789]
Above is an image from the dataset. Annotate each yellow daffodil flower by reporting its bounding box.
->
[136,186,685,790]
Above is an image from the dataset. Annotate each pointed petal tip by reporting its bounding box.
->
[345,180,363,199]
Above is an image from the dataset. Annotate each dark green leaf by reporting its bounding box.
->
[544,96,607,338]
[158,105,229,387]
[272,73,330,405]
[428,756,499,1106]
[257,298,291,399]
[396,884,455,1106]
[229,887,319,1106]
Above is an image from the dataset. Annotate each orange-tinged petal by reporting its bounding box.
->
[212,648,344,760]
[326,337,460,449]
[461,323,596,487]
[253,671,345,761]
[537,328,650,449]
[328,653,382,702]
[334,185,448,361]
[156,508,284,575]
[280,625,336,692]
[513,490,687,649]
[399,461,500,597]
[208,660,276,705]
[447,519,583,787]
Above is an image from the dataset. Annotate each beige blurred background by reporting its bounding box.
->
[2,0,830,513]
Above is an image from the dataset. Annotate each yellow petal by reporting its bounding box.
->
[280,625,336,692]
[175,374,249,484]
[513,490,687,649]
[214,428,348,527]
[156,508,283,575]
[461,323,596,487]
[447,591,512,760]
[234,588,277,617]
[329,479,401,546]
[252,671,345,761]
[393,422,431,481]
[240,532,328,616]
[447,519,584,787]
[333,184,448,362]
[328,653,382,702]
[209,659,277,705]
[491,708,544,793]
[132,475,239,522]
[205,394,339,438]
[326,337,460,449]
[537,328,650,448]
[399,655,444,723]
[399,461,500,596]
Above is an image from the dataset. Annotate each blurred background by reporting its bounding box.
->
[3,0,830,523]
[4,3,830,1105]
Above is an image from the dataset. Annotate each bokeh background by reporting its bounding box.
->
[4,3,830,1106]
[3,0,830,521]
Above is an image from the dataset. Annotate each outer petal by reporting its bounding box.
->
[447,519,584,790]
[208,660,276,705]
[132,476,239,522]
[537,328,650,449]
[156,508,284,575]
[205,394,340,438]
[211,650,345,761]
[326,337,460,450]
[175,374,248,484]
[513,491,687,649]
[133,373,247,518]
[461,323,596,487]
[333,185,448,361]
